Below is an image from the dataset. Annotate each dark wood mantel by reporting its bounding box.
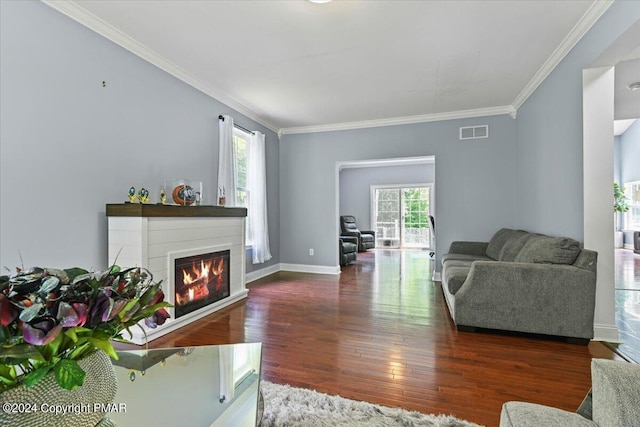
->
[106,203,247,218]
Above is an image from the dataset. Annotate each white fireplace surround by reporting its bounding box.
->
[107,209,247,345]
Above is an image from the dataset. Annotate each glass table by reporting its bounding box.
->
[107,343,262,427]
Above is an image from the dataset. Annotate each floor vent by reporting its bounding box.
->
[459,125,489,140]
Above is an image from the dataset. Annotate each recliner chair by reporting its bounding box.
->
[340,215,375,252]
[339,235,358,266]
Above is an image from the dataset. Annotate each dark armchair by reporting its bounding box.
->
[339,235,358,266]
[340,215,375,252]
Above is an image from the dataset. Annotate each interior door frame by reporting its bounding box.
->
[370,183,434,248]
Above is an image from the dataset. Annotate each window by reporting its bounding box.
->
[233,128,252,245]
[625,181,640,230]
[232,344,260,387]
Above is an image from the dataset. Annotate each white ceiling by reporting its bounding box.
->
[47,0,629,134]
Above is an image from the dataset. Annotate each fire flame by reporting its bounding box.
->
[176,257,226,305]
[182,258,214,285]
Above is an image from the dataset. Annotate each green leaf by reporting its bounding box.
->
[63,268,89,282]
[0,344,45,361]
[66,341,92,360]
[88,338,118,360]
[23,365,53,387]
[53,359,86,390]
[42,331,64,360]
[64,328,79,343]
[0,364,17,385]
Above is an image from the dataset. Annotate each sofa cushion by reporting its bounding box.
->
[486,228,520,260]
[591,359,640,427]
[443,265,471,294]
[500,402,596,427]
[514,235,581,265]
[498,231,535,261]
[441,253,492,265]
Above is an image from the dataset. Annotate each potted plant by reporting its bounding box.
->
[0,265,170,425]
[614,182,630,248]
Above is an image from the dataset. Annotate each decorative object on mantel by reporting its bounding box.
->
[164,178,203,206]
[0,266,170,404]
[127,186,137,203]
[159,188,167,205]
[137,187,150,204]
[218,186,226,207]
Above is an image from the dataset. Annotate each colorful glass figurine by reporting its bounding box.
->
[128,187,136,203]
[137,188,149,204]
[160,188,167,204]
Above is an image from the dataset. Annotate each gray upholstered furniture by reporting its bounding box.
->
[500,359,640,427]
[340,215,375,252]
[441,228,597,342]
[339,235,358,266]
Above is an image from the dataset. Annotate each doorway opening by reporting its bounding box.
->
[371,185,434,250]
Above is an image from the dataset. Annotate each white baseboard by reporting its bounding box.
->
[432,271,441,282]
[280,263,340,275]
[593,323,621,343]
[246,263,341,283]
[623,243,635,250]
[245,263,281,283]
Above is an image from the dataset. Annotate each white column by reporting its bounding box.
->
[583,66,619,342]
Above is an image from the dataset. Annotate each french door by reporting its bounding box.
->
[371,185,433,249]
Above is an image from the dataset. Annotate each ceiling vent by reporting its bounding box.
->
[459,125,489,140]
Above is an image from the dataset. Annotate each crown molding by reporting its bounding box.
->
[280,105,515,135]
[41,0,280,134]
[511,0,614,110]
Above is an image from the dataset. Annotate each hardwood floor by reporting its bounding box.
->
[137,249,618,427]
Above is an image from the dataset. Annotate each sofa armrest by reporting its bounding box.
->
[455,261,596,338]
[339,235,358,245]
[591,359,640,426]
[500,402,596,427]
[448,241,488,256]
[360,230,376,237]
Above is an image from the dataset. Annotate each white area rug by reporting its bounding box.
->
[259,381,483,427]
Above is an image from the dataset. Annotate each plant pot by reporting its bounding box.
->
[0,350,118,427]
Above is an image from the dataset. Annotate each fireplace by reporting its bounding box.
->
[172,249,231,318]
[107,204,248,344]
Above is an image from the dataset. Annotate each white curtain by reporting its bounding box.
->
[218,345,235,404]
[248,131,272,264]
[217,115,237,207]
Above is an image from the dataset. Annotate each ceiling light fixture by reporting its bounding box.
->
[308,0,333,3]
[628,82,640,91]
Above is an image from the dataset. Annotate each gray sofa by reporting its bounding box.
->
[500,359,640,427]
[441,228,597,342]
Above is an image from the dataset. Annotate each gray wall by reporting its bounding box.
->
[280,115,517,267]
[339,163,435,231]
[514,1,640,240]
[620,120,640,184]
[0,1,279,273]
